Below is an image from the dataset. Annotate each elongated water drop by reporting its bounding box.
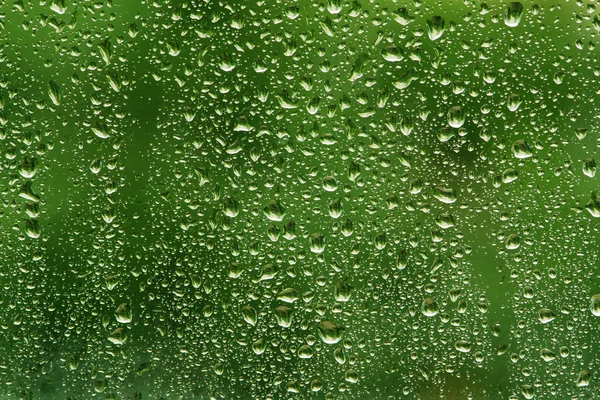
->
[241,305,257,326]
[115,303,132,324]
[48,80,61,106]
[447,106,466,128]
[504,2,524,27]
[273,306,293,328]
[590,294,600,316]
[334,279,353,302]
[507,93,521,111]
[427,16,445,41]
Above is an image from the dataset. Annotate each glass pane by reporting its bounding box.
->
[0,0,598,399]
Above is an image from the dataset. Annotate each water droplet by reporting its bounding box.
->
[576,370,591,387]
[399,115,414,136]
[447,106,466,128]
[345,369,359,383]
[253,263,278,282]
[590,294,600,316]
[504,2,524,27]
[395,250,408,270]
[437,127,456,142]
[328,198,343,219]
[137,362,151,377]
[393,69,417,89]
[318,321,344,344]
[454,340,471,353]
[283,221,297,240]
[310,378,323,392]
[218,53,236,71]
[334,279,353,302]
[108,328,127,345]
[48,80,61,106]
[228,262,244,279]
[90,159,102,174]
[520,385,534,399]
[334,347,346,364]
[306,96,320,115]
[348,161,361,181]
[25,219,41,239]
[553,71,564,84]
[427,16,446,41]
[512,140,533,159]
[583,158,596,178]
[374,232,387,250]
[505,234,520,250]
[98,38,111,65]
[540,348,556,362]
[223,197,240,218]
[241,305,257,326]
[263,200,286,222]
[575,128,588,140]
[277,288,299,304]
[273,306,294,328]
[322,176,338,192]
[435,213,455,229]
[92,123,110,139]
[585,194,600,217]
[68,355,79,371]
[309,233,326,253]
[483,70,496,83]
[115,303,132,324]
[538,308,556,324]
[326,0,342,14]
[502,168,519,184]
[507,93,522,111]
[432,186,457,204]
[349,53,370,82]
[382,45,404,62]
[252,338,266,355]
[393,8,414,26]
[421,298,439,317]
[298,345,314,359]
[19,156,39,178]
[50,0,67,15]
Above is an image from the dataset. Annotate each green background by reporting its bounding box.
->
[0,0,599,398]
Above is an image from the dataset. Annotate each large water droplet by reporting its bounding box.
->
[538,308,556,324]
[421,298,439,317]
[317,321,344,344]
[447,106,466,128]
[590,294,600,316]
[427,16,446,41]
[504,2,524,27]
